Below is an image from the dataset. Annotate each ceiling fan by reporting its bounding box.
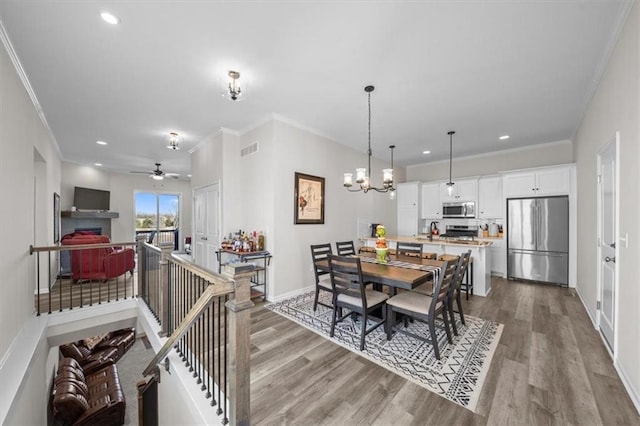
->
[130,163,179,180]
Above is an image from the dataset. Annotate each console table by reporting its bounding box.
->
[216,249,272,301]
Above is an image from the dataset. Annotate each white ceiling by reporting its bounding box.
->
[0,1,631,178]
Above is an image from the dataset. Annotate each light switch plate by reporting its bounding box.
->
[619,233,629,248]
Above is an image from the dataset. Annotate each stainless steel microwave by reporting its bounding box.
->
[442,201,476,218]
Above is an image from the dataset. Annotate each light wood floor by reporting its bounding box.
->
[249,277,640,425]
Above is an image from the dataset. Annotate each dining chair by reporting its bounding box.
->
[335,240,357,256]
[396,242,423,258]
[310,243,334,311]
[385,260,457,360]
[327,254,389,351]
[448,250,471,336]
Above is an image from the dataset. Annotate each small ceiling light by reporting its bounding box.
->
[499,135,510,140]
[151,175,164,181]
[422,150,431,155]
[166,132,180,150]
[94,163,102,167]
[223,70,244,101]
[96,140,108,146]
[100,12,120,25]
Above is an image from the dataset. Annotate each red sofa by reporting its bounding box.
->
[61,233,135,282]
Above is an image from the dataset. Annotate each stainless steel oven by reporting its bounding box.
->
[442,201,476,218]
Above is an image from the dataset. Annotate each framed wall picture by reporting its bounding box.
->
[294,172,325,224]
[53,192,60,243]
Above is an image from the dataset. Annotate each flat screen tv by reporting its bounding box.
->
[73,186,110,211]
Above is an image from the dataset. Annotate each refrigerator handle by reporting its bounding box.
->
[531,202,536,246]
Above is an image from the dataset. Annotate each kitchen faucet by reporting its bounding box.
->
[428,221,438,241]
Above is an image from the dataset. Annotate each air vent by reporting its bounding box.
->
[241,141,259,157]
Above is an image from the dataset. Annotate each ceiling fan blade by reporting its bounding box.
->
[164,173,180,177]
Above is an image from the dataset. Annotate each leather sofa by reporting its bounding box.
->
[53,357,125,425]
[61,232,135,282]
[59,328,136,375]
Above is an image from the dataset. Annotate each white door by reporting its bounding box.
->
[598,135,617,351]
[193,183,220,271]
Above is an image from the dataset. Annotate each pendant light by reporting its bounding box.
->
[343,85,395,194]
[446,130,455,196]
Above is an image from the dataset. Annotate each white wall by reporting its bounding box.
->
[573,2,640,412]
[61,162,192,248]
[0,38,61,424]
[270,119,397,299]
[407,140,573,182]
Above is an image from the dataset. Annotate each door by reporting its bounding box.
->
[478,176,502,219]
[421,183,441,219]
[193,183,220,271]
[507,198,536,251]
[135,192,180,249]
[536,196,569,253]
[598,136,617,351]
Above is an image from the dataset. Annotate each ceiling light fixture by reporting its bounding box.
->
[423,150,431,155]
[499,135,510,140]
[94,163,102,167]
[224,70,243,101]
[96,140,108,146]
[100,12,120,25]
[446,131,456,196]
[166,132,181,150]
[343,85,395,195]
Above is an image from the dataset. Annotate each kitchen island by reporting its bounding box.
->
[359,236,492,297]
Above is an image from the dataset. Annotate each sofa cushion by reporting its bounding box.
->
[60,342,85,361]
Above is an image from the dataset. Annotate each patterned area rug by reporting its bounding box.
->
[266,291,503,412]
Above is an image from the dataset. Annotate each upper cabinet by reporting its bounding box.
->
[504,166,571,198]
[478,176,503,219]
[421,183,441,219]
[396,182,421,236]
[439,178,477,202]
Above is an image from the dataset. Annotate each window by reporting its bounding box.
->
[135,192,180,249]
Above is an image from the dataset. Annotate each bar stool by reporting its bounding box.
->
[438,254,474,299]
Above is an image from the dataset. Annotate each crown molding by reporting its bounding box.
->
[188,127,240,154]
[0,18,63,160]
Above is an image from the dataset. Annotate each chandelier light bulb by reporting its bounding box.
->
[343,173,353,187]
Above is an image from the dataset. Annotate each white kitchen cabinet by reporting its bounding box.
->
[439,178,477,202]
[420,182,441,219]
[478,176,503,219]
[504,166,571,197]
[396,182,421,236]
[488,239,505,277]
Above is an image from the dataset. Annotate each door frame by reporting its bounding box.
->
[134,190,182,249]
[596,131,620,357]
[192,181,222,270]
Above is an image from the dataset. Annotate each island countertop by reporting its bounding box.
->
[359,236,493,247]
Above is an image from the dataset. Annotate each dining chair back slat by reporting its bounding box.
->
[396,242,423,258]
[310,243,334,311]
[335,240,357,256]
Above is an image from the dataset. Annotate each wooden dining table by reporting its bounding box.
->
[315,253,445,296]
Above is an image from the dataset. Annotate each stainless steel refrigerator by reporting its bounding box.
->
[507,196,569,286]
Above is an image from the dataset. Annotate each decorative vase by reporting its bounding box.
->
[376,248,388,263]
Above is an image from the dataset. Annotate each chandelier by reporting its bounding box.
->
[446,130,455,195]
[343,85,395,194]
[225,70,242,101]
[166,132,180,150]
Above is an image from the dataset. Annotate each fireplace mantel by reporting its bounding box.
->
[61,211,119,219]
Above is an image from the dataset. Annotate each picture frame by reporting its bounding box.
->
[294,172,325,224]
[53,192,60,243]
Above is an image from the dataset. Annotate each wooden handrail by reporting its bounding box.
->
[168,252,233,286]
[30,241,136,254]
[142,282,234,377]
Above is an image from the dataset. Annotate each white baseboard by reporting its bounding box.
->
[269,285,315,303]
[615,360,640,416]
[574,284,598,329]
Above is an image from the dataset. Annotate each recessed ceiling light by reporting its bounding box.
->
[94,163,102,167]
[96,140,108,145]
[499,135,510,140]
[100,12,120,25]
[422,150,431,155]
